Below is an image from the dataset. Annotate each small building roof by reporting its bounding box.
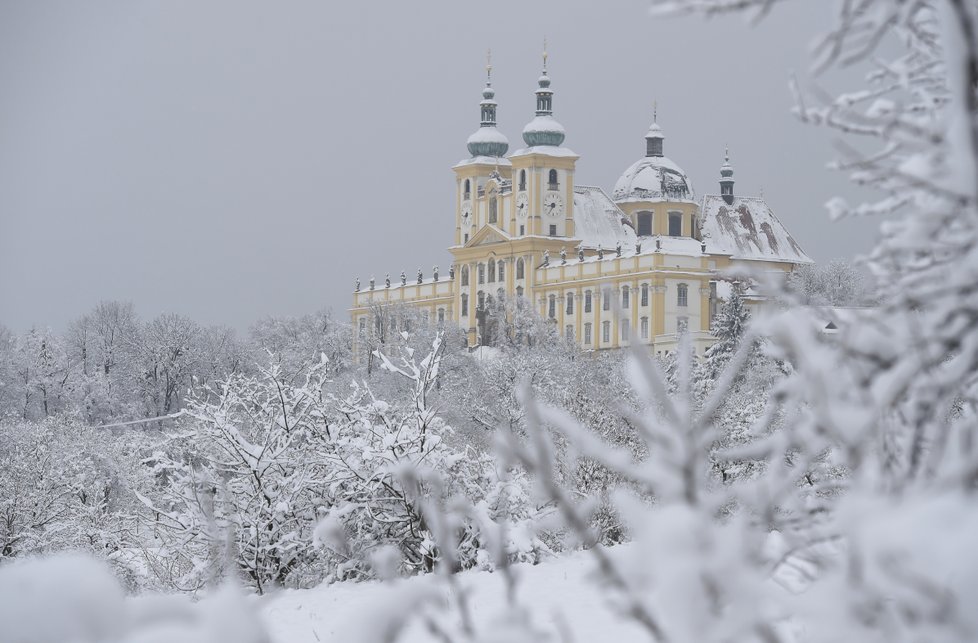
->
[572,185,636,249]
[699,195,813,264]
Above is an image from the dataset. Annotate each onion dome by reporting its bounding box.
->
[467,51,510,158]
[613,111,693,202]
[521,44,566,147]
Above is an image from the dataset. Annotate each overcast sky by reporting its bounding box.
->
[0,1,880,332]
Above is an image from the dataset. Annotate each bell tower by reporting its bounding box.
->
[510,41,578,240]
[453,50,512,246]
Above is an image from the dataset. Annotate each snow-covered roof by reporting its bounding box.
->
[508,145,578,159]
[699,195,813,264]
[522,115,566,135]
[572,186,636,249]
[612,155,695,203]
[454,156,513,168]
[467,128,508,144]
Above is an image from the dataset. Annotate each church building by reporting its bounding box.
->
[351,53,812,355]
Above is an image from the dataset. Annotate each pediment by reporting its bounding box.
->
[466,224,511,248]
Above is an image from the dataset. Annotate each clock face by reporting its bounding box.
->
[460,202,473,227]
[516,193,529,219]
[543,192,564,218]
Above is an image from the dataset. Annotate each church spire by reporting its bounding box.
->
[720,147,735,204]
[467,49,509,158]
[522,39,566,147]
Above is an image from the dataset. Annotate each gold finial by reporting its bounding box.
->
[542,37,548,70]
[653,99,658,123]
[725,145,729,162]
[486,48,492,82]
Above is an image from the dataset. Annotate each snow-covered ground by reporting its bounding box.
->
[261,549,646,643]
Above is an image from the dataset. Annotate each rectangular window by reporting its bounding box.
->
[709,282,718,324]
[461,295,468,316]
[566,293,574,314]
[669,212,682,237]
[622,287,630,309]
[641,316,649,339]
[549,225,557,237]
[548,295,556,319]
[519,225,525,236]
[641,284,649,307]
[621,319,630,342]
[584,290,592,313]
[584,323,592,344]
[603,290,610,311]
[602,321,611,343]
[678,284,688,307]
[498,262,504,282]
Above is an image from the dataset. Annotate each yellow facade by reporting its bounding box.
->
[352,62,811,355]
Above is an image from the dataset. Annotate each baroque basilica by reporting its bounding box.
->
[352,53,811,354]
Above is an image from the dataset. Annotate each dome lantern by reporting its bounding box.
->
[645,103,664,157]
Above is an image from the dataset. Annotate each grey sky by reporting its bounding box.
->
[0,1,879,332]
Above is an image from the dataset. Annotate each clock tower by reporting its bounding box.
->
[509,44,577,240]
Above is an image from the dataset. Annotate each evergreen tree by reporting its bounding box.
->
[704,287,750,379]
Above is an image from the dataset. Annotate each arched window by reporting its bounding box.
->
[489,196,498,224]
[584,290,592,313]
[641,283,649,307]
[622,286,630,309]
[677,283,688,307]
[548,169,558,190]
[461,294,469,316]
[519,169,527,191]
[516,258,525,279]
[637,211,653,236]
[548,294,556,319]
[478,263,485,284]
[460,265,469,286]
[497,260,505,282]
[488,259,496,283]
[584,322,592,344]
[669,212,683,237]
[566,292,574,314]
[464,179,471,199]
